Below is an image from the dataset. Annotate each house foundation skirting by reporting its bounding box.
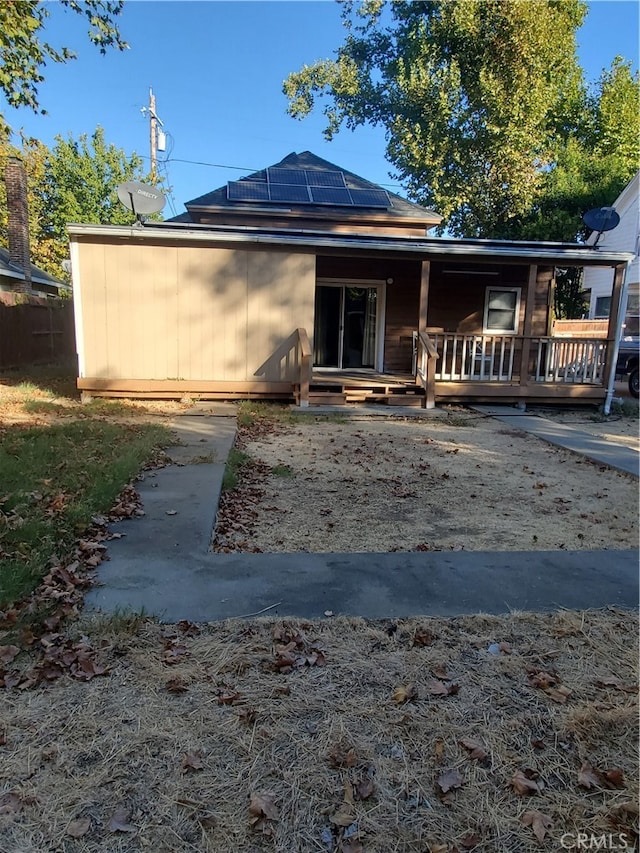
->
[77,378,295,401]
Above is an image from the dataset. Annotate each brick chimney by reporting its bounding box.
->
[4,156,32,293]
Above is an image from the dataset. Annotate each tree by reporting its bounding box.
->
[0,0,127,135]
[285,1,638,238]
[285,1,639,316]
[285,0,589,238]
[0,128,155,281]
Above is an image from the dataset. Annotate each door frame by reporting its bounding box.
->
[315,278,387,371]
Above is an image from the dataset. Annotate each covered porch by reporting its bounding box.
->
[301,244,629,408]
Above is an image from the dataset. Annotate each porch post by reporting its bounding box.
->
[419,261,435,408]
[603,263,627,412]
[519,264,538,389]
[419,261,430,331]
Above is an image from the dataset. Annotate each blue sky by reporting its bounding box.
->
[2,0,638,219]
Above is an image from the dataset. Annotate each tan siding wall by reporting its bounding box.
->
[75,239,315,382]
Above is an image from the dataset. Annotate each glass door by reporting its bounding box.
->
[314,283,379,369]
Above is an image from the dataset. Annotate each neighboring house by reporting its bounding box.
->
[68,151,631,407]
[0,244,69,299]
[583,171,639,339]
[2,156,69,299]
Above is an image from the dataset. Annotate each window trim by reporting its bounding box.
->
[483,286,521,335]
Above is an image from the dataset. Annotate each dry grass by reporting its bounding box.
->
[1,610,637,852]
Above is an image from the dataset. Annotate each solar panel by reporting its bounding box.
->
[349,188,390,209]
[227,181,270,202]
[305,170,346,188]
[269,183,312,203]
[309,186,353,205]
[267,168,307,185]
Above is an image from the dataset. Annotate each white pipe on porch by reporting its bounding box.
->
[604,261,630,416]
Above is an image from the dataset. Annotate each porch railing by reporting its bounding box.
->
[425,332,607,385]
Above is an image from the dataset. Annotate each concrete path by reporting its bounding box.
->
[472,405,639,478]
[85,402,639,622]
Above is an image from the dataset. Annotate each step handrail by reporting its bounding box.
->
[296,327,311,407]
[415,329,439,409]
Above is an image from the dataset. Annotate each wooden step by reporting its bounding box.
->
[308,392,347,405]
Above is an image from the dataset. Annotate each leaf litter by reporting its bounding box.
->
[0,609,636,851]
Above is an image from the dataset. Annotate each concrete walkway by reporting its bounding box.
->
[86,405,639,622]
[472,405,639,478]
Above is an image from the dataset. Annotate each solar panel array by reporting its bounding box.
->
[226,168,390,209]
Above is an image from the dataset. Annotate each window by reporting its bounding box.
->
[594,296,611,318]
[483,288,520,334]
[622,288,639,337]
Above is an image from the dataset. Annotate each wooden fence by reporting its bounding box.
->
[0,297,76,369]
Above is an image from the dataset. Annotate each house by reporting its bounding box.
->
[68,151,632,407]
[0,245,68,299]
[583,171,639,340]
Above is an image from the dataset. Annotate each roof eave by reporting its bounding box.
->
[66,223,633,266]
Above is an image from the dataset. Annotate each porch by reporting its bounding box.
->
[295,331,608,407]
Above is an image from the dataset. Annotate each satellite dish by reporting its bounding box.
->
[117,181,165,220]
[582,206,620,246]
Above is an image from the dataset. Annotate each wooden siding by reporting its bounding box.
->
[316,256,422,373]
[75,239,315,383]
[197,213,429,237]
[426,262,551,336]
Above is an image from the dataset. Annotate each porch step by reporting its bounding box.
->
[307,382,425,407]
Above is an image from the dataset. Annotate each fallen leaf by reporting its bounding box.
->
[427,679,459,696]
[0,645,20,665]
[340,841,364,853]
[66,817,91,838]
[437,768,463,794]
[459,831,481,849]
[578,761,601,789]
[434,738,445,763]
[217,688,241,705]
[165,676,188,693]
[459,738,488,761]
[511,769,543,796]
[521,810,553,844]
[602,768,625,789]
[107,806,136,833]
[330,783,356,827]
[328,742,357,768]
[182,751,204,772]
[355,777,375,800]
[594,675,637,693]
[0,792,23,814]
[413,627,437,646]
[249,791,280,824]
[393,684,418,704]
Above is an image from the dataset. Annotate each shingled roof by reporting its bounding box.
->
[169,151,441,228]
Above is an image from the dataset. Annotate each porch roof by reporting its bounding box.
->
[67,222,633,268]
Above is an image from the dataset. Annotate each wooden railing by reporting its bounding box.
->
[415,329,439,408]
[532,337,606,384]
[296,327,312,407]
[426,332,607,386]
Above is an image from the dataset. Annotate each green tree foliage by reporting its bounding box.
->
[0,1,127,135]
[284,1,639,244]
[0,128,154,281]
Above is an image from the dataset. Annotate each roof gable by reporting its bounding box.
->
[174,151,440,227]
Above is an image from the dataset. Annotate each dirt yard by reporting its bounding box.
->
[213,410,639,554]
[1,611,638,853]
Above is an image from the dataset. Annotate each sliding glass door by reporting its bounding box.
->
[314,282,381,369]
